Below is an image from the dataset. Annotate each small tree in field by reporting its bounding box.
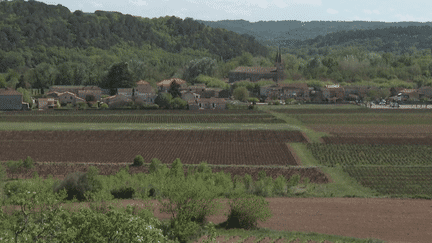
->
[133,155,144,166]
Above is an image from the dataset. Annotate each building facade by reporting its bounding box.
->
[0,88,23,110]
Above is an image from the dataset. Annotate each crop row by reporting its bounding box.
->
[294,113,432,125]
[0,114,285,123]
[322,136,432,145]
[343,166,432,196]
[307,144,432,166]
[0,130,308,143]
[0,141,299,166]
[2,109,265,115]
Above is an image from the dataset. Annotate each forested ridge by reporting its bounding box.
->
[0,0,269,90]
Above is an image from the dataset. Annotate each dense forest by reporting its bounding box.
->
[2,0,432,99]
[0,0,269,91]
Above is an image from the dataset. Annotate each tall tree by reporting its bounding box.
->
[104,62,134,96]
[168,80,181,98]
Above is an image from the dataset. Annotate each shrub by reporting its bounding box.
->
[6,160,23,180]
[77,102,88,110]
[100,103,109,109]
[110,186,135,199]
[133,155,144,166]
[0,163,6,182]
[168,158,184,180]
[224,194,273,230]
[272,175,288,196]
[196,161,212,174]
[288,174,301,187]
[242,174,254,194]
[254,177,273,197]
[22,156,34,169]
[53,171,92,201]
[149,158,163,174]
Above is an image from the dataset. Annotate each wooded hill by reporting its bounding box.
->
[0,0,270,91]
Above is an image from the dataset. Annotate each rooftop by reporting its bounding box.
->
[0,88,22,96]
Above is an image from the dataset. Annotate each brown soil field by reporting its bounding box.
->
[0,130,307,166]
[275,108,432,114]
[0,130,308,143]
[0,141,298,166]
[4,198,429,243]
[2,163,330,184]
[308,124,432,135]
[321,136,432,145]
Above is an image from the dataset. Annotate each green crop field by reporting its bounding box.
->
[307,143,432,197]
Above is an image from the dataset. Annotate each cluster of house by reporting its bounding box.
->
[24,78,228,110]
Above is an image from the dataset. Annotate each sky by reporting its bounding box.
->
[38,0,432,23]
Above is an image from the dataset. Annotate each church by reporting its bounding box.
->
[228,48,285,83]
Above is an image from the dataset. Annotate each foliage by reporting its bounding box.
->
[103,62,134,95]
[224,194,273,230]
[232,86,249,102]
[171,97,188,109]
[100,103,109,109]
[183,57,218,81]
[168,80,182,98]
[155,92,173,109]
[16,87,33,106]
[193,74,230,89]
[133,155,145,167]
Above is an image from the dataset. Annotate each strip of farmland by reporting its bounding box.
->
[0,114,285,123]
[0,130,307,166]
[322,136,432,145]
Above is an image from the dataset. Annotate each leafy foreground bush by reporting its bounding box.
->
[133,155,144,166]
[223,193,273,230]
[0,188,170,243]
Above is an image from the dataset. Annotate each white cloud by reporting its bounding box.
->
[273,0,288,8]
[373,10,380,14]
[91,1,103,7]
[129,0,147,6]
[363,9,372,14]
[327,8,338,14]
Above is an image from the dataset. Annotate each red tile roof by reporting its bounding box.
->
[231,67,277,73]
[136,80,150,85]
[0,88,22,96]
[157,78,186,87]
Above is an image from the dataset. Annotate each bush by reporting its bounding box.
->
[53,171,92,201]
[149,158,164,174]
[77,102,88,110]
[110,186,135,199]
[224,194,273,230]
[288,174,301,187]
[22,156,34,169]
[272,175,288,196]
[133,155,144,166]
[100,103,109,109]
[242,174,254,194]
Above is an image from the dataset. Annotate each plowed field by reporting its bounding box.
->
[0,130,307,166]
[308,124,432,135]
[321,136,432,145]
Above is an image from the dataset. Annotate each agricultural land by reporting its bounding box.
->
[1,104,432,243]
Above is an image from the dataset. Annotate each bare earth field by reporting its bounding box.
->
[308,124,432,135]
[0,130,307,166]
[6,197,429,243]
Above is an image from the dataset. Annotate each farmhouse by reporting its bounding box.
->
[117,88,133,99]
[181,91,200,102]
[260,83,310,101]
[157,78,187,93]
[101,94,132,106]
[133,80,157,103]
[321,84,344,103]
[229,48,285,83]
[0,88,23,110]
[37,98,56,110]
[58,91,85,105]
[49,85,85,95]
[77,86,102,101]
[188,97,227,110]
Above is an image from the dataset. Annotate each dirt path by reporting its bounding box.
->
[6,197,428,243]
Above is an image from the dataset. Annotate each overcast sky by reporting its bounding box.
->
[39,0,431,23]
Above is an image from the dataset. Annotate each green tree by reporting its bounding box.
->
[171,97,187,109]
[154,92,173,109]
[183,57,217,82]
[232,86,249,102]
[104,62,134,96]
[0,75,6,88]
[168,80,181,98]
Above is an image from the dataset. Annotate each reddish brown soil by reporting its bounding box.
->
[322,136,432,145]
[2,163,330,184]
[308,124,432,135]
[0,130,307,166]
[5,198,429,243]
